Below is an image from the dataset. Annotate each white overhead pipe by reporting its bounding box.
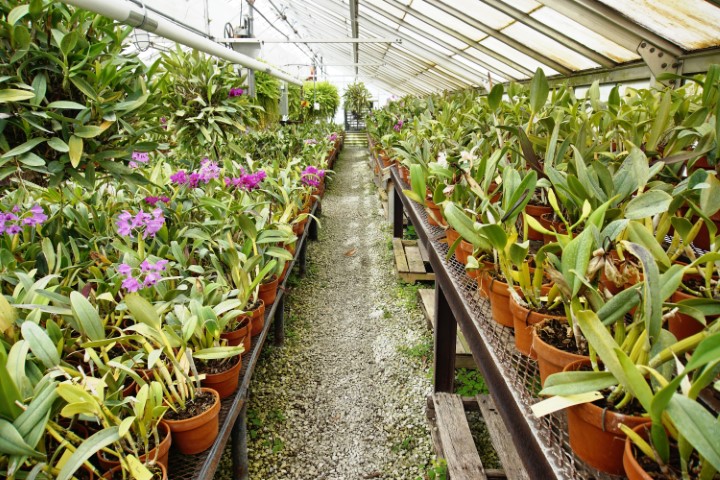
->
[59,0,304,86]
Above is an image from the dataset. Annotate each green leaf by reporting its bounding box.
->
[124,293,161,330]
[0,89,36,103]
[192,346,244,360]
[488,83,503,110]
[46,101,86,110]
[20,321,59,369]
[626,221,670,269]
[647,91,672,151]
[0,418,41,458]
[623,241,662,342]
[74,125,107,139]
[57,427,121,480]
[47,137,69,153]
[7,5,30,25]
[70,292,104,341]
[2,137,45,158]
[479,224,507,251]
[624,190,673,220]
[68,135,83,168]
[540,370,617,396]
[667,395,720,472]
[529,68,549,114]
[700,173,720,217]
[410,164,426,207]
[615,347,653,412]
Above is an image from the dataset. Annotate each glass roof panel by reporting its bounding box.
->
[530,7,637,63]
[432,66,476,87]
[479,37,559,76]
[364,0,407,21]
[496,0,542,13]
[397,26,454,56]
[502,23,600,71]
[598,0,720,50]
[429,0,511,31]
[451,54,507,82]
[401,14,469,50]
[464,47,526,80]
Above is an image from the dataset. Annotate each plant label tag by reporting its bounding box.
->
[531,391,603,417]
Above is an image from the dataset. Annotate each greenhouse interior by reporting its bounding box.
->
[3,0,720,479]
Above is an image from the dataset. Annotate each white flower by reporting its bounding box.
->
[437,151,448,167]
[460,150,476,162]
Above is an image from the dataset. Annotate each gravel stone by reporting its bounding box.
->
[215,147,434,479]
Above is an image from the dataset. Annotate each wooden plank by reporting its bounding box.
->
[418,240,431,264]
[392,238,410,273]
[421,289,476,368]
[418,289,435,329]
[398,272,435,284]
[477,395,530,480]
[405,246,426,274]
[433,393,487,480]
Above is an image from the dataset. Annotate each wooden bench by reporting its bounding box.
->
[427,393,529,480]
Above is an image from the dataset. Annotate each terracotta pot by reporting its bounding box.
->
[564,360,648,475]
[200,354,242,399]
[669,289,710,340]
[486,275,517,328]
[425,198,447,227]
[249,300,266,336]
[455,240,474,266]
[532,319,589,385]
[97,421,172,471]
[400,165,410,184]
[279,261,291,283]
[103,461,167,479]
[689,209,720,251]
[258,275,279,307]
[508,290,564,358]
[164,388,221,455]
[292,222,304,236]
[446,228,460,249]
[221,316,251,354]
[285,243,296,256]
[623,423,655,480]
[523,204,553,241]
[539,212,567,244]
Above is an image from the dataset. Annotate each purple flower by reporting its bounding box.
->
[328,133,338,142]
[304,139,318,145]
[129,161,139,169]
[132,152,149,163]
[170,170,188,185]
[144,196,160,206]
[229,88,245,97]
[118,263,133,276]
[225,170,266,191]
[301,166,325,188]
[22,205,47,226]
[159,196,170,203]
[121,276,142,292]
[198,158,220,183]
[116,208,165,239]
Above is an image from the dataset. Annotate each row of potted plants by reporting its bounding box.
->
[0,1,344,479]
[368,66,720,478]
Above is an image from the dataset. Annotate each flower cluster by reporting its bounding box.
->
[0,205,48,236]
[144,196,171,207]
[129,151,150,169]
[393,119,404,132]
[328,132,338,142]
[228,88,245,97]
[304,138,318,145]
[301,166,325,188]
[118,259,169,292]
[170,158,220,188]
[225,169,267,191]
[116,208,165,238]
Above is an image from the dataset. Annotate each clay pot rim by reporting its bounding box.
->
[103,461,167,479]
[221,316,251,337]
[508,293,566,326]
[260,274,279,287]
[199,353,242,379]
[98,421,171,464]
[623,422,654,479]
[163,388,221,433]
[531,318,589,361]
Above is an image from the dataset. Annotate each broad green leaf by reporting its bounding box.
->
[443,203,491,251]
[47,137,69,153]
[540,370,617,396]
[57,427,120,480]
[74,125,107,139]
[0,418,41,457]
[0,294,17,334]
[627,221,671,268]
[46,101,86,110]
[624,190,673,220]
[623,241,662,342]
[647,91,672,151]
[667,395,720,472]
[0,89,35,103]
[20,322,59,369]
[410,164,426,207]
[69,292,104,341]
[700,173,720,217]
[2,137,45,158]
[488,83,503,110]
[529,68,549,114]
[192,346,244,360]
[479,224,507,251]
[68,135,83,168]
[7,5,30,25]
[684,332,720,372]
[615,348,653,411]
[124,293,161,330]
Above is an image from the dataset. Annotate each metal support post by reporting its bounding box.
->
[433,284,457,392]
[299,239,308,277]
[274,294,285,347]
[309,216,319,241]
[231,401,249,480]
[393,184,404,239]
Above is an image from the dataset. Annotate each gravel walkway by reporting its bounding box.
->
[218,147,434,479]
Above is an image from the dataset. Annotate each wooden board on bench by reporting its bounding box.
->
[393,239,434,283]
[433,393,487,480]
[476,395,530,480]
[418,288,476,369]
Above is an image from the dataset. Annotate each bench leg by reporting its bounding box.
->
[273,294,285,347]
[434,284,457,392]
[309,216,319,241]
[231,401,249,480]
[393,184,404,239]
[299,239,307,277]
